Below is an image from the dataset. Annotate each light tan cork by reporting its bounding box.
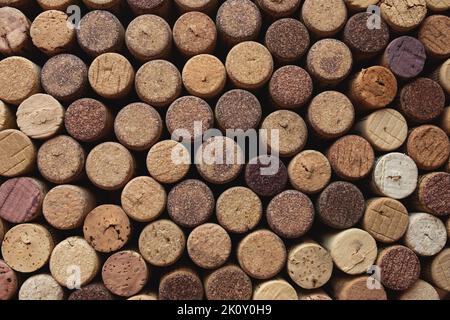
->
[298,289,332,300]
[0,129,36,177]
[121,176,166,223]
[37,0,79,10]
[175,0,217,13]
[1,223,54,273]
[0,6,32,56]
[344,0,379,11]
[253,279,298,300]
[82,0,121,10]
[441,107,450,136]
[398,279,440,300]
[425,0,450,11]
[17,94,65,140]
[0,101,16,131]
[19,274,65,300]
[330,275,388,300]
[418,15,450,59]
[432,60,450,96]
[380,0,427,32]
[301,0,347,37]
[423,248,450,292]
[256,0,301,18]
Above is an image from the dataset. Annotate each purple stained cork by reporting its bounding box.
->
[245,155,288,198]
[68,283,114,300]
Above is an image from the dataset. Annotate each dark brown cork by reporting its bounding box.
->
[418,15,450,59]
[0,259,18,300]
[159,268,204,300]
[127,0,170,16]
[204,265,253,300]
[331,275,387,300]
[416,172,450,217]
[245,155,288,197]
[68,283,114,300]
[317,181,365,229]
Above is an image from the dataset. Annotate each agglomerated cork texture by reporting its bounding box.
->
[159,268,204,300]
[68,283,113,300]
[256,0,301,18]
[245,155,288,197]
[204,265,253,300]
[417,172,450,217]
[301,0,347,37]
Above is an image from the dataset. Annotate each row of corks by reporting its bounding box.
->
[0,0,450,301]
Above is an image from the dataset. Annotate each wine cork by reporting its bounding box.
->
[0,129,36,177]
[237,229,287,280]
[38,0,78,10]
[43,185,95,230]
[424,248,450,291]
[0,259,18,300]
[371,153,419,199]
[65,98,113,142]
[121,176,166,223]
[0,6,31,56]
[356,109,408,152]
[127,0,171,16]
[344,0,379,11]
[298,289,332,300]
[125,14,172,62]
[159,268,204,300]
[167,179,214,228]
[349,66,397,110]
[19,274,64,300]
[418,15,450,59]
[41,54,88,102]
[17,94,64,140]
[86,142,135,191]
[205,265,252,300]
[49,236,101,288]
[166,96,213,142]
[404,212,447,257]
[114,103,162,151]
[327,135,375,181]
[139,219,185,267]
[1,223,54,273]
[306,39,353,85]
[343,13,390,59]
[380,0,427,32]
[397,279,440,300]
[83,204,131,253]
[319,228,377,275]
[330,275,387,300]
[175,0,217,13]
[302,0,347,37]
[264,18,310,64]
[30,10,76,55]
[433,60,450,96]
[216,0,261,46]
[215,89,262,131]
[195,136,243,184]
[425,0,450,11]
[415,172,450,217]
[77,10,124,57]
[382,36,426,80]
[317,181,365,229]
[0,218,4,243]
[362,197,409,243]
[225,41,274,90]
[406,125,450,170]
[187,223,232,269]
[253,279,297,300]
[216,186,262,234]
[376,245,421,291]
[307,91,354,139]
[0,101,15,131]
[441,107,450,136]
[173,12,216,57]
[256,0,301,18]
[287,241,333,289]
[37,135,85,184]
[447,217,450,238]
[146,140,190,184]
[245,155,288,198]
[69,283,113,300]
[102,250,149,297]
[0,177,45,223]
[127,293,157,300]
[0,56,40,105]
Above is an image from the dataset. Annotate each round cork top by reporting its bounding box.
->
[0,218,4,243]
[86,142,135,190]
[216,186,262,234]
[0,56,40,105]
[125,14,172,62]
[237,229,287,280]
[49,236,100,288]
[83,0,122,9]
[425,0,450,11]
[38,0,77,10]
[17,94,64,140]
[146,140,190,184]
[173,11,216,56]
[317,181,365,229]
[83,204,131,253]
[77,10,124,57]
[418,172,450,217]
[1,223,54,273]
[114,102,162,151]
[380,0,427,32]
[139,219,186,267]
[407,125,450,170]
[0,129,36,177]
[205,265,253,300]
[0,100,15,132]
[418,15,450,59]
[288,242,333,289]
[41,54,88,102]
[159,269,204,300]
[225,41,274,89]
[215,89,262,131]
[344,0,380,11]
[102,250,149,297]
[121,176,166,222]
[398,279,440,300]
[43,185,95,230]
[306,39,353,85]
[439,62,450,95]
[127,0,168,15]
[442,106,450,136]
[428,248,450,291]
[0,177,45,223]
[175,0,217,13]
[253,280,297,300]
[302,0,347,37]
[68,283,113,300]
[327,135,375,181]
[256,0,301,18]
[245,155,288,197]
[30,10,75,55]
[0,259,18,300]
[363,197,409,243]
[187,223,232,269]
[19,274,64,300]
[37,135,85,184]
[447,217,450,239]
[136,60,182,108]
[265,18,310,63]
[377,245,421,291]
[332,275,387,300]
[0,6,31,56]
[307,91,355,139]
[167,179,214,228]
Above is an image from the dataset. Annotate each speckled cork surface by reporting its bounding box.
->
[0,259,18,300]
[69,283,113,300]
[331,275,387,300]
[19,274,64,300]
[380,0,427,32]
[204,265,253,300]
[301,0,347,37]
[416,172,450,217]
[159,268,204,300]
[398,279,440,300]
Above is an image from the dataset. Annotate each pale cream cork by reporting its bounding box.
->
[397,279,440,300]
[37,0,79,10]
[425,0,450,11]
[0,100,16,131]
[423,248,450,292]
[253,279,298,300]
[175,0,217,13]
[380,0,427,32]
[0,6,32,56]
[344,0,379,11]
[19,274,65,300]
[0,129,36,177]
[301,0,347,37]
